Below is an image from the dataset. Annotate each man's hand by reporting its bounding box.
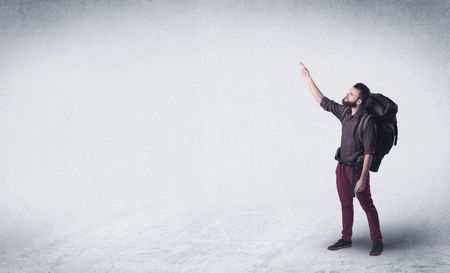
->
[354,177,367,193]
[300,62,324,104]
[300,62,311,81]
[355,154,373,193]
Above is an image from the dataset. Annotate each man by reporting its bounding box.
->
[300,63,384,256]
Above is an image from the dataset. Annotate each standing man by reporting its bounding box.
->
[300,63,384,256]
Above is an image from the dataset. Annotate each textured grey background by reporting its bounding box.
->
[1,1,450,272]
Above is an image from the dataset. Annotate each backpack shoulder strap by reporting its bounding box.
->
[356,113,375,144]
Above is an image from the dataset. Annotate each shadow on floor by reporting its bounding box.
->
[342,221,431,252]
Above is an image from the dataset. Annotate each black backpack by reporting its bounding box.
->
[357,93,398,172]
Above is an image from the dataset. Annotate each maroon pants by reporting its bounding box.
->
[336,162,383,244]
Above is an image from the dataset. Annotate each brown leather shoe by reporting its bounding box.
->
[327,239,352,250]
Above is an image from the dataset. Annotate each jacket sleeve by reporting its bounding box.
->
[362,117,377,155]
[320,96,347,122]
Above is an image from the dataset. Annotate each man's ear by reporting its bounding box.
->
[356,98,363,106]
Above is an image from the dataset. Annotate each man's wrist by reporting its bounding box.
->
[361,172,369,181]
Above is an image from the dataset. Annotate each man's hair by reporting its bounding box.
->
[354,82,371,105]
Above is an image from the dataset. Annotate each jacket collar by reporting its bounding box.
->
[350,106,368,119]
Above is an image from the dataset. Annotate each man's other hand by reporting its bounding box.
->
[354,178,367,193]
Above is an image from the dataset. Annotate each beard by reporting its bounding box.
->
[342,97,357,107]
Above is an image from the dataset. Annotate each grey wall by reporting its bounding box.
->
[1,0,449,245]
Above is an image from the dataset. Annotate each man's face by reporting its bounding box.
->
[342,87,361,107]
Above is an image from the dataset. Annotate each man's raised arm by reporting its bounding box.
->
[300,62,324,104]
